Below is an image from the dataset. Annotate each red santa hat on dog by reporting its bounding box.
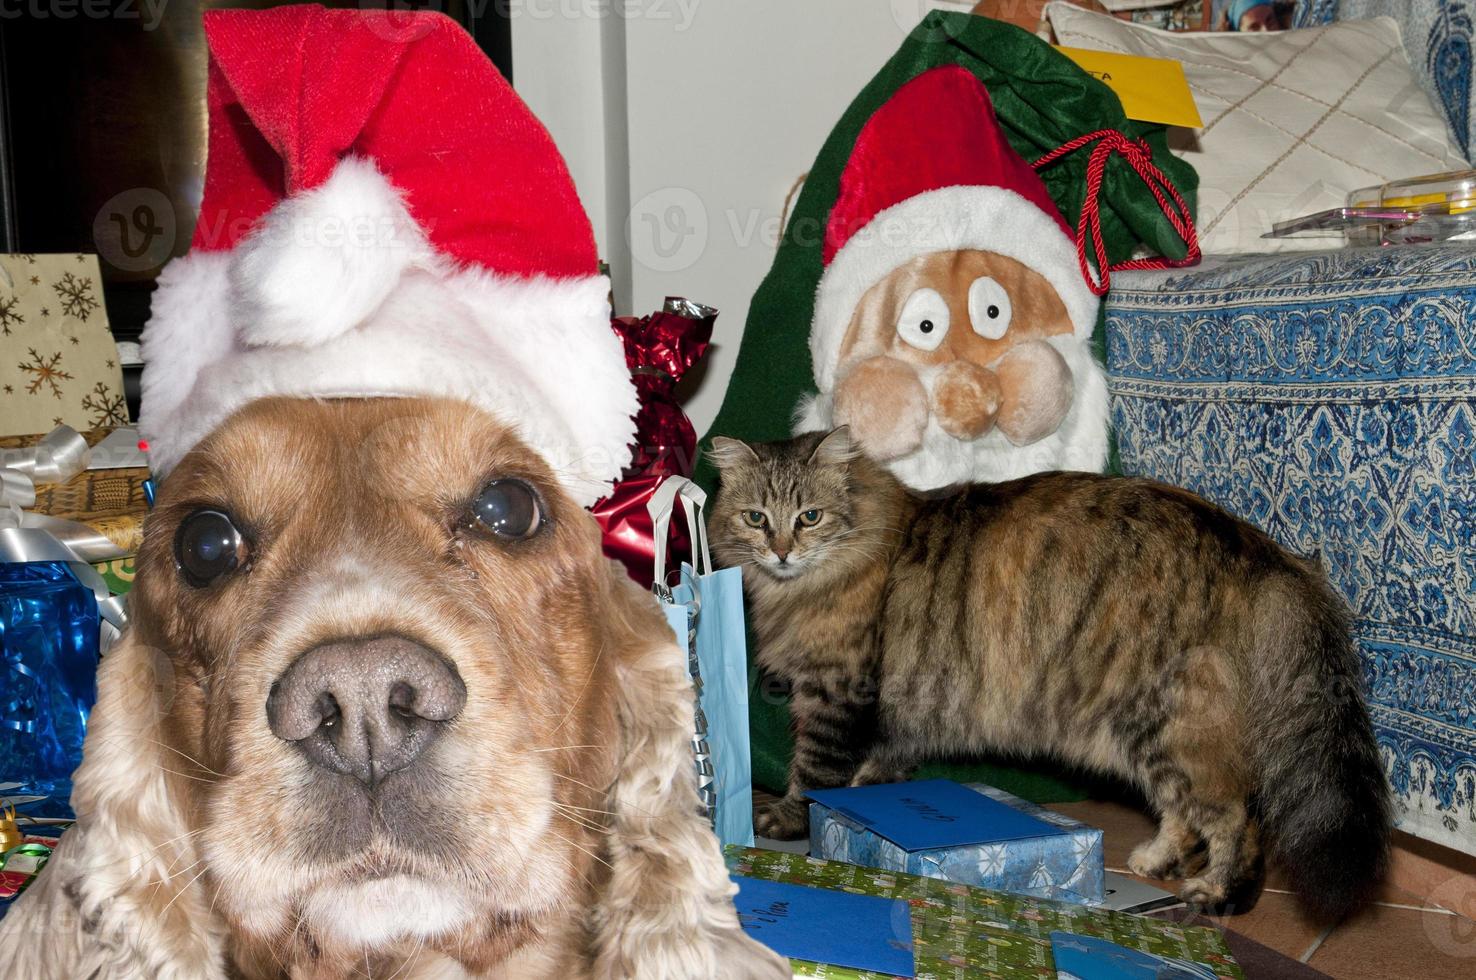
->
[138,6,637,506]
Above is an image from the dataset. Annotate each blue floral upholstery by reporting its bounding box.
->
[1105,243,1476,855]
[1299,0,1475,159]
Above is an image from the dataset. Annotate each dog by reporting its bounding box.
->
[0,396,789,979]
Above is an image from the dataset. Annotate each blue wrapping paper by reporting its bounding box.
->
[810,782,1104,906]
[1,562,100,782]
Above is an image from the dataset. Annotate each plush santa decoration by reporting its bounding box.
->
[799,65,1194,491]
[137,5,637,507]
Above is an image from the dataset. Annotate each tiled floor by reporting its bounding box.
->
[1047,800,1476,980]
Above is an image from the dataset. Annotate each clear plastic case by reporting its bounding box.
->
[1266,169,1476,245]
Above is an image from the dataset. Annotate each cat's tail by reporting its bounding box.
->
[1252,572,1391,922]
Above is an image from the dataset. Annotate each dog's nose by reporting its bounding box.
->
[266,636,466,787]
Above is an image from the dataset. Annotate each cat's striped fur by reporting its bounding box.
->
[710,428,1390,920]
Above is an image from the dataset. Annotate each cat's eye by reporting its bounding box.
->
[468,479,545,540]
[175,509,250,588]
[896,288,950,352]
[796,509,823,528]
[742,510,768,529]
[968,276,1012,340]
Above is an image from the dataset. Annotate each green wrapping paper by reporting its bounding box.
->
[725,848,1243,980]
[90,557,135,597]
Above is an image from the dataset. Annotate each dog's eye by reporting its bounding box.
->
[469,479,544,540]
[174,509,249,587]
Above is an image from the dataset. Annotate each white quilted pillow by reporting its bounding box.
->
[1046,3,1470,254]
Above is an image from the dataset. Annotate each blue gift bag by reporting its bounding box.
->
[0,561,100,783]
[649,478,754,848]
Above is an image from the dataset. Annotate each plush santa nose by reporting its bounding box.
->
[931,361,1002,441]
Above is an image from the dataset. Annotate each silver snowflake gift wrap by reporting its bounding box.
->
[809,782,1105,906]
[0,255,127,438]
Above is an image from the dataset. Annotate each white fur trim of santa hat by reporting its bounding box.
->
[810,184,1101,395]
[139,158,637,507]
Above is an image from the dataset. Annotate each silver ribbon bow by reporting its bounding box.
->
[0,426,92,510]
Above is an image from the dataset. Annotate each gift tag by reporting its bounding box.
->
[1055,47,1202,128]
[1051,931,1222,979]
[733,875,915,977]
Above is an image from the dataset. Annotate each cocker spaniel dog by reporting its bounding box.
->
[0,396,789,979]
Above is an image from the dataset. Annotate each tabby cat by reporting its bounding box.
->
[710,427,1390,920]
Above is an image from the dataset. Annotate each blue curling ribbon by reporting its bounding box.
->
[3,654,40,734]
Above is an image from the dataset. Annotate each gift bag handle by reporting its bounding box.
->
[647,476,713,593]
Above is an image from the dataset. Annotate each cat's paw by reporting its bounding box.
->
[1178,876,1229,912]
[754,798,809,840]
[1127,840,1177,881]
[1127,834,1205,880]
[849,762,911,787]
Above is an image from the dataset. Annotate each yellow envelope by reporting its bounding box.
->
[1056,46,1203,129]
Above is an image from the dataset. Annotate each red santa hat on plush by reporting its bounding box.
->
[802,66,1194,490]
[137,6,637,506]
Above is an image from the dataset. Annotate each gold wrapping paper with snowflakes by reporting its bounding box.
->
[0,255,127,437]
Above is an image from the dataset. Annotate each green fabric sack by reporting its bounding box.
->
[697,12,1198,801]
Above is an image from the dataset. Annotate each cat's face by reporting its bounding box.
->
[709,429,860,582]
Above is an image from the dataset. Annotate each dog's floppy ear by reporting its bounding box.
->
[591,568,790,980]
[0,630,225,978]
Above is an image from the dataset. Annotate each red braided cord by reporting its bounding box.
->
[1032,130,1200,297]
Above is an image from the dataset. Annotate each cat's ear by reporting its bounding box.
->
[809,426,861,466]
[708,436,760,470]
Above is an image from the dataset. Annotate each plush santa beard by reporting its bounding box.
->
[797,333,1109,492]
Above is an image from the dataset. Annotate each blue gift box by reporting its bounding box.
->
[1,562,100,783]
[1051,931,1222,979]
[808,779,1104,906]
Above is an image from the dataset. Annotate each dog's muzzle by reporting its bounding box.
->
[266,636,467,787]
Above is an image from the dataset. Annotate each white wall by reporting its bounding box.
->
[513,2,971,434]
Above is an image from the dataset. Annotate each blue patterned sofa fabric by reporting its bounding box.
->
[1298,0,1475,158]
[1105,242,1476,856]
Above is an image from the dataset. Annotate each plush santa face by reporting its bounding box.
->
[831,248,1077,464]
[800,66,1115,491]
